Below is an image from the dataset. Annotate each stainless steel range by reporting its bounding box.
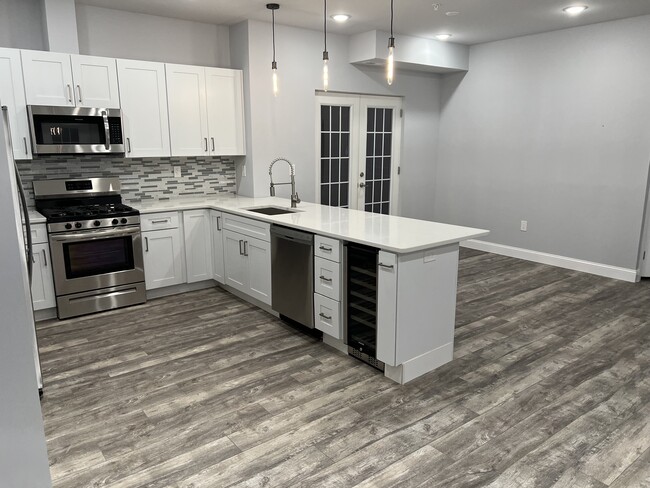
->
[33,177,146,319]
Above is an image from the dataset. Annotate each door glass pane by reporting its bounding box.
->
[363,107,393,215]
[320,104,351,208]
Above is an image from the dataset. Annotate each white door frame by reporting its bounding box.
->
[315,92,403,215]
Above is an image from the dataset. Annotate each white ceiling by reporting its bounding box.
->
[76,0,650,45]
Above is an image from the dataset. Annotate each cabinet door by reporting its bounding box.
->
[116,59,170,158]
[377,251,398,366]
[183,209,213,283]
[166,64,209,157]
[0,48,31,160]
[31,243,56,311]
[70,54,120,108]
[246,236,271,305]
[223,229,248,293]
[205,68,246,156]
[21,50,74,107]
[143,228,184,290]
[211,211,225,284]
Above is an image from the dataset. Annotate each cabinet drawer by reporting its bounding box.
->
[314,293,341,339]
[29,224,48,244]
[140,212,179,231]
[315,235,340,262]
[314,256,341,301]
[222,212,270,242]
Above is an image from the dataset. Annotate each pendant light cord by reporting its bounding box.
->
[272,9,276,62]
[390,0,394,38]
[324,0,327,52]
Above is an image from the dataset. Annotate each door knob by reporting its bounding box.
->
[359,182,366,188]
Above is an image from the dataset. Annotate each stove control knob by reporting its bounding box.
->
[93,220,101,227]
[75,222,82,229]
[112,219,119,225]
[65,223,72,230]
[121,218,128,224]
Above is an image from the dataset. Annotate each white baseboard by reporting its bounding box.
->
[146,280,216,300]
[384,342,454,384]
[462,239,638,283]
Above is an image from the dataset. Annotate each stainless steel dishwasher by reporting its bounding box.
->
[270,225,314,328]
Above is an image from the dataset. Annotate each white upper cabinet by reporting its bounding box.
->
[166,64,210,157]
[205,68,246,156]
[21,51,119,109]
[165,64,246,157]
[117,59,171,158]
[70,55,120,108]
[21,50,75,107]
[0,48,32,159]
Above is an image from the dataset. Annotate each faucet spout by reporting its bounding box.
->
[269,157,300,208]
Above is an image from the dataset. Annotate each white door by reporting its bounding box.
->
[21,50,75,107]
[166,64,209,157]
[183,210,213,283]
[246,236,271,305]
[211,211,225,284]
[316,94,402,215]
[117,59,171,158]
[31,243,56,311]
[143,228,185,290]
[0,48,31,159]
[223,229,248,293]
[205,68,246,156]
[70,54,120,108]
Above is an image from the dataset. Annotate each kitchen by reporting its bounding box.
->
[0,2,650,485]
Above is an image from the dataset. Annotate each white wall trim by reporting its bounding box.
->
[462,239,638,283]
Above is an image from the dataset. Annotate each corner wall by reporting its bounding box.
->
[435,15,650,270]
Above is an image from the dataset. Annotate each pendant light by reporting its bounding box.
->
[322,0,329,91]
[386,0,395,85]
[267,3,280,96]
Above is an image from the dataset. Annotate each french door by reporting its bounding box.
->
[316,94,402,214]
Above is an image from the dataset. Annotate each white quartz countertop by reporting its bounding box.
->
[135,195,489,253]
[27,209,46,224]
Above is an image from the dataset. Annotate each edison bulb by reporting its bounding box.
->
[272,67,279,96]
[386,46,394,86]
[323,58,329,92]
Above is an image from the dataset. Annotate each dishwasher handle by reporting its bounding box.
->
[270,225,314,244]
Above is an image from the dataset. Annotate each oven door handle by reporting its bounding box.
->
[49,227,141,242]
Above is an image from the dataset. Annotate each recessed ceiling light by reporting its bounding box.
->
[436,34,452,41]
[563,5,588,15]
[331,14,351,22]
[445,11,460,16]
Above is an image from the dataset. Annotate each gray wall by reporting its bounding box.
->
[0,0,45,50]
[75,4,230,66]
[435,15,650,270]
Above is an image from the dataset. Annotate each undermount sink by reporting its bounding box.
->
[245,206,299,215]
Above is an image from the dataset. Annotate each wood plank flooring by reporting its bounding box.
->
[37,249,650,487]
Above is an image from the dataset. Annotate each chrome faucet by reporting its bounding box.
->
[269,157,300,208]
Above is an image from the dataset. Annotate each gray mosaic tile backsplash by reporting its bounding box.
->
[16,155,236,206]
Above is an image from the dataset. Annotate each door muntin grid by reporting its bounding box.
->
[364,107,393,215]
[320,105,351,208]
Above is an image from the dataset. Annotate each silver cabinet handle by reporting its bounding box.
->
[150,219,169,224]
[204,137,208,152]
[319,275,332,282]
[145,236,149,252]
[23,137,28,155]
[243,240,249,257]
[319,245,332,252]
[126,137,132,153]
[319,312,332,320]
[211,137,215,152]
[216,215,221,231]
[66,84,73,103]
[378,262,394,269]
[42,249,47,267]
[76,85,82,103]
[239,239,244,255]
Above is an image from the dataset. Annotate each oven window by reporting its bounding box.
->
[63,237,135,279]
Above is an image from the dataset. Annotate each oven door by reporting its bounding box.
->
[48,226,144,296]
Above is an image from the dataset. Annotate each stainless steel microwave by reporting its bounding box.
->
[27,105,125,155]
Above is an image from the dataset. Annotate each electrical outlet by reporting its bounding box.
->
[173,166,181,178]
[520,220,528,232]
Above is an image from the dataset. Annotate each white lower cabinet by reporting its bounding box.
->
[183,210,213,283]
[314,293,341,339]
[313,235,342,338]
[142,228,185,290]
[31,243,55,311]
[211,211,225,284]
[222,226,271,305]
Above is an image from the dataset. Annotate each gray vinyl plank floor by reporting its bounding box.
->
[37,249,650,487]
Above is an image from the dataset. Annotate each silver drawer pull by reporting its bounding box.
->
[319,245,332,252]
[378,262,394,269]
[42,249,47,267]
[319,312,332,320]
[151,219,169,224]
[319,275,332,282]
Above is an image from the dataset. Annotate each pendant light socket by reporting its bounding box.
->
[268,3,280,96]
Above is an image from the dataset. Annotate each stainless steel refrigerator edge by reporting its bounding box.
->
[0,104,52,486]
[270,225,314,328]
